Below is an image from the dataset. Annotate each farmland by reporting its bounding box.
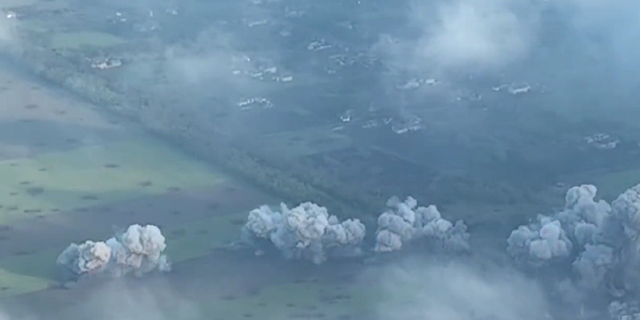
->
[0,57,375,320]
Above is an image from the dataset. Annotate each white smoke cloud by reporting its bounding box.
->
[508,183,640,318]
[412,0,537,72]
[57,241,112,275]
[57,224,170,278]
[375,196,470,253]
[507,184,610,266]
[241,202,366,264]
[374,0,640,91]
[507,216,572,266]
[373,257,550,320]
[374,0,540,77]
[107,224,171,276]
[162,29,255,87]
[608,300,640,320]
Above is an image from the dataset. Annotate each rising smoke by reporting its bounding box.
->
[241,202,367,264]
[241,197,469,263]
[57,241,113,275]
[375,196,470,253]
[508,183,640,318]
[239,183,640,319]
[57,224,171,278]
[506,184,611,267]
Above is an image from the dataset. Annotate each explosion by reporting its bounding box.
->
[242,202,366,264]
[508,183,640,318]
[375,196,470,253]
[57,224,170,278]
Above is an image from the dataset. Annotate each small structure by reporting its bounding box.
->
[91,57,123,70]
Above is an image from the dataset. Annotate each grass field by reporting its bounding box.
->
[590,168,640,201]
[0,131,238,297]
[0,32,372,316]
[0,138,226,224]
[0,209,241,297]
[261,126,353,160]
[0,267,55,297]
[0,209,252,298]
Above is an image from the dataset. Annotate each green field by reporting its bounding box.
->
[0,138,226,224]
[0,200,375,320]
[590,168,640,201]
[261,126,353,160]
[0,209,255,297]
[0,134,237,297]
[0,267,55,297]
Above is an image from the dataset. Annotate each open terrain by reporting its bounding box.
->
[5,252,374,320]
[0,56,378,320]
[0,56,635,317]
[2,1,640,318]
[0,62,276,294]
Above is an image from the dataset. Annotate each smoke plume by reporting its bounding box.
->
[57,224,170,278]
[507,184,610,267]
[57,241,112,275]
[375,196,470,253]
[241,202,367,264]
[373,0,541,78]
[508,183,640,318]
[507,216,572,267]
